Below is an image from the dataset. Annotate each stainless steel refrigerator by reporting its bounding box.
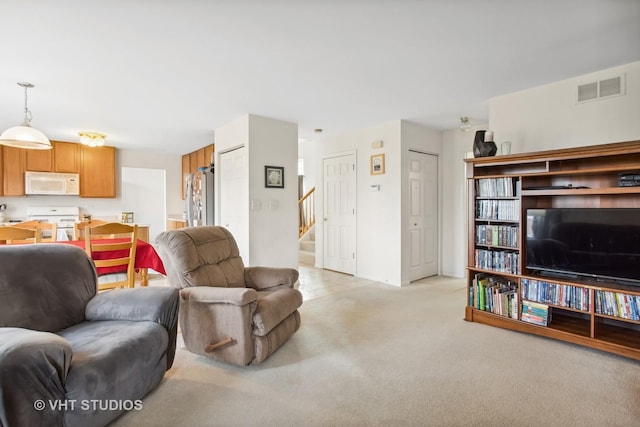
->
[185,168,214,226]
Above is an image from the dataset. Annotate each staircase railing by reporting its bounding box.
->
[298,186,315,238]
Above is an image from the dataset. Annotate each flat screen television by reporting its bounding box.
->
[525,208,640,285]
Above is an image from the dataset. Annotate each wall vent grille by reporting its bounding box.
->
[577,74,625,103]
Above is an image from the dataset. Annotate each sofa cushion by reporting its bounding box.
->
[0,244,96,332]
[252,289,303,336]
[57,320,168,427]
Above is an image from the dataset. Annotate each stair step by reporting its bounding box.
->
[300,241,315,252]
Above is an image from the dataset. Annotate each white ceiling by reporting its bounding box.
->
[1,1,639,154]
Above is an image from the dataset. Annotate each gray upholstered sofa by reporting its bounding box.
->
[0,244,179,427]
[156,226,302,366]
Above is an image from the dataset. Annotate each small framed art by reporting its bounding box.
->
[265,166,284,188]
[370,153,385,175]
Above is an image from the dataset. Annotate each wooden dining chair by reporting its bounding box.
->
[0,226,42,244]
[84,222,138,291]
[73,219,108,240]
[13,220,58,242]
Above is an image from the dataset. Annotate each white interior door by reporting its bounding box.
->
[409,151,438,281]
[323,153,356,274]
[219,146,249,262]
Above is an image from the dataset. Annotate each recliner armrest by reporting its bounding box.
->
[180,286,258,306]
[244,267,299,291]
[0,328,71,427]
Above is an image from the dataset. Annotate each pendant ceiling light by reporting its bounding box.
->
[0,82,52,150]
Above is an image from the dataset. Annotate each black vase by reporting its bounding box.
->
[473,130,497,157]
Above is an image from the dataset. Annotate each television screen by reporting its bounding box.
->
[525,208,640,284]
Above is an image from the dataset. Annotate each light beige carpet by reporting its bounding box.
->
[112,276,640,426]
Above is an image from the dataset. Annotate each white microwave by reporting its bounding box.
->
[25,171,80,195]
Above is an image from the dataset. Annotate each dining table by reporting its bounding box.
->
[59,238,166,286]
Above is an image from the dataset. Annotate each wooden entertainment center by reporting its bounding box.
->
[464,140,640,361]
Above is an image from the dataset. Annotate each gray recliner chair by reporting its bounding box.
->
[156,226,302,366]
[0,244,179,427]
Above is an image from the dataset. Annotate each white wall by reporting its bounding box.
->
[298,138,317,195]
[247,115,299,268]
[119,148,184,222]
[489,61,640,153]
[315,120,441,286]
[215,114,299,269]
[440,124,487,279]
[355,121,402,285]
[122,167,166,243]
[0,147,183,238]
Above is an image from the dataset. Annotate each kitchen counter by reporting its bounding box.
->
[167,215,187,230]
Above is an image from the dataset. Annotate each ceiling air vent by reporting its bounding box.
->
[577,82,598,102]
[577,74,625,103]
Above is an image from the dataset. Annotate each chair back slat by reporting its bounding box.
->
[85,222,138,291]
[0,226,41,244]
[13,220,58,242]
[73,219,108,240]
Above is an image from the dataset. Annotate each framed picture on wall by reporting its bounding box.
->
[370,153,385,175]
[265,166,284,188]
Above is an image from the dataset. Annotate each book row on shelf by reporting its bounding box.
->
[475,224,519,248]
[476,199,520,221]
[596,290,640,321]
[521,278,591,311]
[474,249,520,274]
[521,300,551,326]
[469,273,518,319]
[475,177,520,198]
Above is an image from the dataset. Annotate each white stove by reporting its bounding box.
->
[27,206,80,241]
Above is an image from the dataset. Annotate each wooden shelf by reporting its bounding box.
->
[475,218,520,224]
[476,196,520,200]
[475,244,519,251]
[521,187,640,196]
[595,320,640,350]
[466,139,640,361]
[467,267,520,278]
[594,313,640,325]
[547,310,590,337]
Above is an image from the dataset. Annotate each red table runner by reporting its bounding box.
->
[61,239,166,276]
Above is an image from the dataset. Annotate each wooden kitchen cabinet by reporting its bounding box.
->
[204,144,214,169]
[182,154,190,200]
[53,141,79,173]
[196,148,205,171]
[26,148,53,172]
[189,151,198,174]
[167,218,187,230]
[0,147,3,196]
[3,146,26,196]
[181,144,214,199]
[79,145,115,197]
[24,141,79,173]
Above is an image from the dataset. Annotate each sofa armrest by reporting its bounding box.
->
[86,287,180,370]
[180,286,258,306]
[86,287,178,325]
[244,267,299,291]
[0,328,72,427]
